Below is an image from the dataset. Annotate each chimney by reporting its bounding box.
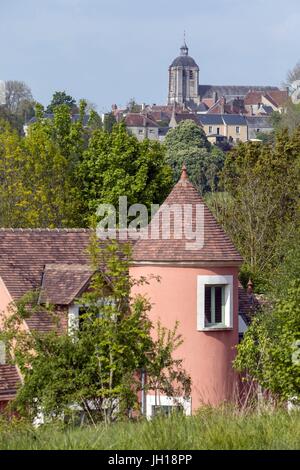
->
[213,91,218,104]
[247,279,254,295]
[221,96,226,114]
[0,341,6,365]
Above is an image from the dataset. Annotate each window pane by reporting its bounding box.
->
[215,286,222,323]
[205,286,211,323]
[152,405,183,417]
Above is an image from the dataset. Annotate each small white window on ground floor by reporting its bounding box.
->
[146,395,191,419]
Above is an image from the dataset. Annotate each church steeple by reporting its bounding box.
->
[168,36,200,107]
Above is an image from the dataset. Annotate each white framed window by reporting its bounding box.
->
[236,126,240,134]
[197,275,233,331]
[208,126,213,133]
[146,395,191,419]
[68,299,115,334]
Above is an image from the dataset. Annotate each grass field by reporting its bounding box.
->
[0,408,299,450]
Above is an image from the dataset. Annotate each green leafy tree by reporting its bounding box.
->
[255,131,275,145]
[165,120,211,152]
[234,281,300,404]
[207,129,300,289]
[0,102,87,228]
[103,112,117,133]
[271,101,300,133]
[0,120,28,226]
[78,122,173,219]
[46,91,78,114]
[22,102,87,227]
[87,109,103,131]
[1,238,191,423]
[164,120,224,194]
[266,229,300,300]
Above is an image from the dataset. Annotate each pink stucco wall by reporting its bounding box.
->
[130,265,240,412]
[0,277,13,328]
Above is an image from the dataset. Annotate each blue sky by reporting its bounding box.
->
[1,0,300,112]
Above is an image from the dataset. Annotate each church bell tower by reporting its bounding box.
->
[168,38,200,108]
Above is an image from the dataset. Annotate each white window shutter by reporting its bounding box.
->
[68,305,79,334]
[0,341,6,365]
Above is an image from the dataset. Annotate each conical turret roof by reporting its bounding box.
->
[133,167,243,265]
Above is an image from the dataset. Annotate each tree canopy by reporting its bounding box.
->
[234,281,300,404]
[78,122,173,220]
[46,91,78,114]
[0,102,86,227]
[164,120,224,194]
[207,128,300,291]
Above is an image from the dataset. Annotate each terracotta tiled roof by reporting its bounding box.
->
[244,91,263,105]
[245,90,288,107]
[266,90,288,107]
[25,307,68,334]
[125,113,158,128]
[133,171,243,264]
[0,229,93,301]
[0,365,21,400]
[263,93,279,108]
[39,264,93,305]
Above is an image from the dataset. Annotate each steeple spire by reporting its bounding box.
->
[180,31,188,56]
[180,163,188,181]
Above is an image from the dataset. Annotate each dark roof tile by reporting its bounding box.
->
[0,365,21,400]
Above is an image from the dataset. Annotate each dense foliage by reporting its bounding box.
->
[0,106,172,227]
[79,122,173,220]
[164,120,225,194]
[46,91,78,114]
[235,281,300,404]
[207,128,300,290]
[0,102,85,227]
